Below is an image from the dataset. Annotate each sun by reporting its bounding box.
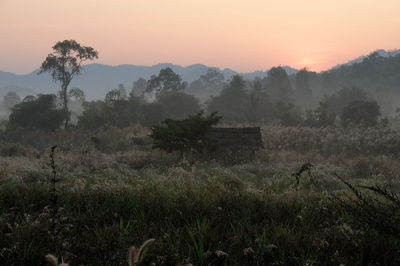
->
[293,57,317,70]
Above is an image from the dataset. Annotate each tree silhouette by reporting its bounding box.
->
[206,75,248,123]
[266,67,293,103]
[146,68,186,98]
[341,100,381,127]
[39,40,98,129]
[8,94,66,131]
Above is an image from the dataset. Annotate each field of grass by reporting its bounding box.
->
[1,126,400,265]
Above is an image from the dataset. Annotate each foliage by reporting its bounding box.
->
[131,78,147,97]
[78,94,142,130]
[295,68,311,94]
[7,94,66,131]
[67,88,85,102]
[2,151,400,265]
[341,100,381,127]
[38,40,98,129]
[334,174,400,237]
[1,125,400,264]
[206,75,249,123]
[77,100,109,130]
[187,68,225,100]
[146,67,186,98]
[265,66,293,102]
[140,102,166,127]
[321,87,368,116]
[294,68,315,107]
[274,101,303,126]
[329,52,400,90]
[157,91,201,119]
[150,112,221,154]
[246,81,273,124]
[304,101,337,127]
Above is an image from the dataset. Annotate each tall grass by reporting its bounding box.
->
[1,126,400,265]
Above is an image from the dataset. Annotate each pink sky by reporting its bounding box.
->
[0,0,399,74]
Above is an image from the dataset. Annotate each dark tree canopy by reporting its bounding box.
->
[157,91,201,119]
[141,102,167,127]
[131,78,148,97]
[295,68,312,99]
[323,87,368,115]
[206,75,248,123]
[266,67,292,102]
[246,81,273,124]
[274,101,303,126]
[39,40,98,129]
[78,92,141,130]
[341,100,381,127]
[199,68,225,88]
[68,87,85,102]
[146,68,186,97]
[8,94,66,131]
[150,112,222,154]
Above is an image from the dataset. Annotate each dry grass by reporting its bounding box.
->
[1,125,400,265]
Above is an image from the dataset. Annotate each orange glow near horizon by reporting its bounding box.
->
[0,0,399,74]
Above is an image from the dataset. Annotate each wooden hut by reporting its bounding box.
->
[206,127,263,151]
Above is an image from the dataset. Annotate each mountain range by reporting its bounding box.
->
[332,49,400,69]
[0,49,398,100]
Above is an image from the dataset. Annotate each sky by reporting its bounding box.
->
[0,0,399,74]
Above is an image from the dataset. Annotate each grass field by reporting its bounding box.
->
[1,126,400,265]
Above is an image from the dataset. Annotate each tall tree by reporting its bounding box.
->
[117,84,127,99]
[246,81,273,124]
[295,68,312,96]
[38,40,98,129]
[131,78,147,97]
[207,75,248,123]
[266,67,292,103]
[146,68,186,98]
[199,68,225,88]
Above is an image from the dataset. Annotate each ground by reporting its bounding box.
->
[1,126,400,265]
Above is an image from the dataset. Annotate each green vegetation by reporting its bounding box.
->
[7,94,66,131]
[1,126,400,265]
[150,112,221,154]
[38,40,98,129]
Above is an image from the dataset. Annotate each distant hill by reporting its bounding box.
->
[332,49,400,69]
[0,85,37,99]
[0,64,297,99]
[324,50,400,91]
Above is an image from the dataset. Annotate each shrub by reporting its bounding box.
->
[341,100,381,127]
[150,112,221,155]
[7,94,66,132]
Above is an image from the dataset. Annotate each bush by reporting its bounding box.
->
[150,112,221,154]
[7,94,66,132]
[341,100,381,127]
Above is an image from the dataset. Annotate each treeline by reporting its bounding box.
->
[2,64,388,133]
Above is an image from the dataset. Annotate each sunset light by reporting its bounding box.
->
[1,0,399,73]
